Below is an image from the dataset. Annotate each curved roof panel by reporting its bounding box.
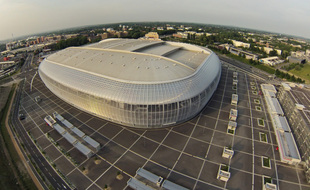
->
[39,52,221,105]
[44,39,211,83]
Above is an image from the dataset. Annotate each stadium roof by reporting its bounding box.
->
[45,39,211,83]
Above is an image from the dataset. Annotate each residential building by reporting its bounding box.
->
[231,40,250,48]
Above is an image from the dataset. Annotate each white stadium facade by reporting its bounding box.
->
[39,39,221,128]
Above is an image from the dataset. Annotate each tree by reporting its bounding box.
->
[19,58,25,67]
[269,50,278,56]
[54,35,89,50]
[295,65,301,71]
[132,32,141,39]
[249,59,255,64]
[91,37,102,43]
[34,49,41,55]
[261,52,267,58]
[281,50,289,59]
[221,48,229,54]
[285,73,291,80]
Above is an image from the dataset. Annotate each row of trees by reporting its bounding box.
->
[164,30,245,46]
[275,69,305,83]
[0,44,6,52]
[53,36,88,50]
[125,30,147,39]
[282,63,304,71]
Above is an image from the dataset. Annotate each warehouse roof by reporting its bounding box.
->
[265,96,284,116]
[277,130,301,161]
[272,115,291,132]
[45,39,211,83]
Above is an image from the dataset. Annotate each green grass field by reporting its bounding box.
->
[290,63,310,83]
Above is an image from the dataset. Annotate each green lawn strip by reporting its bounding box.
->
[0,84,38,190]
[0,131,19,190]
[255,64,275,74]
[290,63,310,83]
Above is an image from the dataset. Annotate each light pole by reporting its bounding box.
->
[30,71,37,92]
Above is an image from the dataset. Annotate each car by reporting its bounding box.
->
[156,176,164,187]
[19,113,25,120]
[35,96,41,103]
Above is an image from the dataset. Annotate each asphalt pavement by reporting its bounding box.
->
[11,79,71,190]
[2,55,309,190]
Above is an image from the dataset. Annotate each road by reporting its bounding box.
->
[0,53,34,86]
[21,53,33,73]
[1,55,72,190]
[218,54,282,85]
[10,79,71,190]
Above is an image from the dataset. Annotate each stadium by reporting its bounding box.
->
[38,39,221,128]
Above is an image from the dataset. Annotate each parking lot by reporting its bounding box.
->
[18,65,310,190]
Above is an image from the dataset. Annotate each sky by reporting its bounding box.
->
[0,0,310,41]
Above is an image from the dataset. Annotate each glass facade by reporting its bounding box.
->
[39,52,221,128]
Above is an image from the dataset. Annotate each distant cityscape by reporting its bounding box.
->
[1,22,309,84]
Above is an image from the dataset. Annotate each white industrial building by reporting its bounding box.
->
[53,112,101,153]
[231,40,250,48]
[45,114,94,158]
[261,84,301,165]
[128,168,188,190]
[263,47,282,55]
[231,94,238,105]
[259,56,284,66]
[229,109,238,121]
